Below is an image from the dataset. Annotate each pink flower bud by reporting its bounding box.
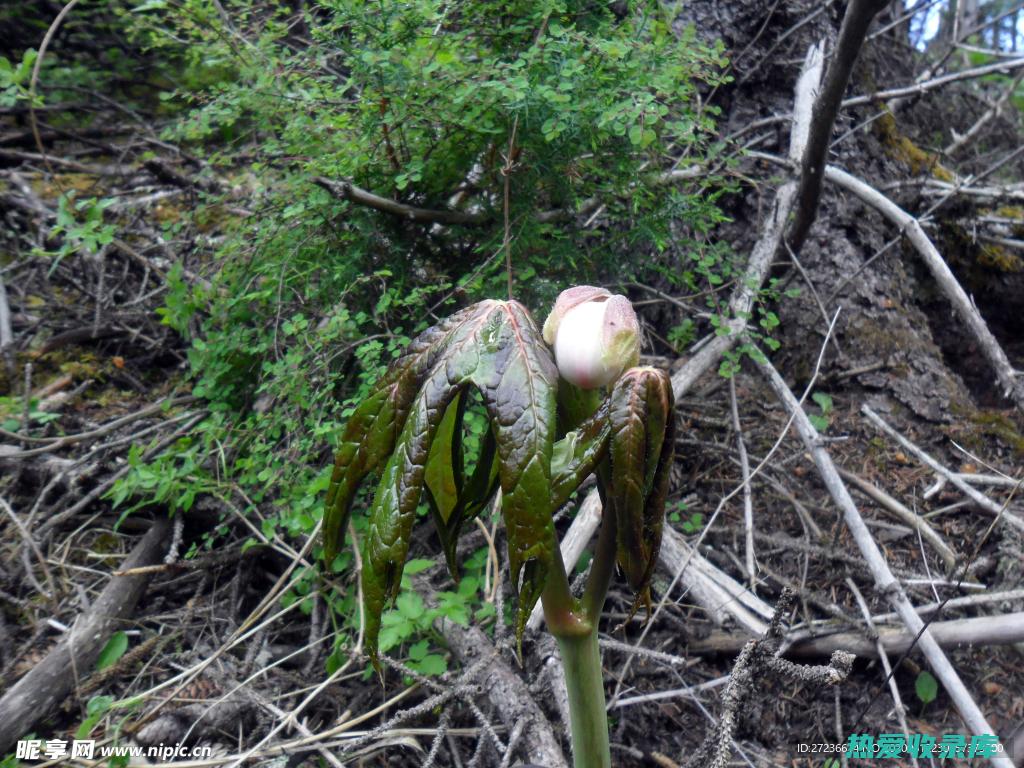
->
[542,286,640,389]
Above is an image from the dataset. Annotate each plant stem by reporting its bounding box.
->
[542,506,617,768]
[556,630,611,768]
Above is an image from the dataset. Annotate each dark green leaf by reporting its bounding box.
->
[322,307,473,563]
[470,301,559,650]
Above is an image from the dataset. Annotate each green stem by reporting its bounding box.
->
[556,630,611,768]
[541,502,617,768]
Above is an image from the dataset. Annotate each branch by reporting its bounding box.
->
[861,405,1024,532]
[312,176,489,226]
[754,354,1015,767]
[844,55,1024,109]
[690,611,1024,659]
[824,165,1024,408]
[789,0,890,251]
[671,40,824,396]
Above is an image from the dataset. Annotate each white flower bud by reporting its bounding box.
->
[542,286,640,389]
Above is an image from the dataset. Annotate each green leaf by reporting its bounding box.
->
[76,695,114,739]
[470,301,559,651]
[96,631,129,671]
[915,671,938,704]
[424,393,466,525]
[808,414,828,432]
[403,558,436,575]
[811,392,833,413]
[410,654,447,676]
[550,402,610,509]
[360,302,516,666]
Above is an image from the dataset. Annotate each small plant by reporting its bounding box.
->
[915,669,939,706]
[322,287,674,768]
[808,391,834,432]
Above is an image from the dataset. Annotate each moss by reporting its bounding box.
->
[977,243,1024,272]
[874,109,955,181]
[949,406,1024,457]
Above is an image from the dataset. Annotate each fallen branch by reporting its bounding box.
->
[755,354,1014,767]
[0,517,171,754]
[441,621,568,768]
[836,468,959,570]
[672,41,824,397]
[861,405,1024,533]
[691,611,1024,660]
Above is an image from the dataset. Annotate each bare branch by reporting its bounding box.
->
[313,176,489,225]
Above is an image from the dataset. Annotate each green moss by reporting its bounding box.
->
[874,110,954,181]
[949,405,1024,457]
[977,243,1024,272]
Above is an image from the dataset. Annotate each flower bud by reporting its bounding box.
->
[542,285,640,389]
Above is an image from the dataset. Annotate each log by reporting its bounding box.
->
[441,621,568,768]
[0,518,170,753]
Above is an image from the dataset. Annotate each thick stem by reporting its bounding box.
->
[556,630,611,768]
[541,498,618,768]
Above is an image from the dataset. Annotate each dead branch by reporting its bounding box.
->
[441,621,568,768]
[673,40,823,397]
[836,468,959,570]
[755,353,1015,767]
[823,165,1024,408]
[684,589,854,768]
[0,517,171,754]
[691,611,1024,659]
[861,405,1024,532]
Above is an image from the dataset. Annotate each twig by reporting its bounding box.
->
[729,378,756,590]
[788,0,890,250]
[0,270,12,378]
[312,176,487,225]
[846,579,917,768]
[28,0,82,184]
[836,468,959,570]
[0,494,57,604]
[684,589,853,768]
[691,611,1024,659]
[945,70,1024,155]
[755,355,1014,766]
[861,405,1024,533]
[843,55,1024,109]
[671,40,823,398]
[0,394,198,459]
[501,116,519,300]
[0,518,170,753]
